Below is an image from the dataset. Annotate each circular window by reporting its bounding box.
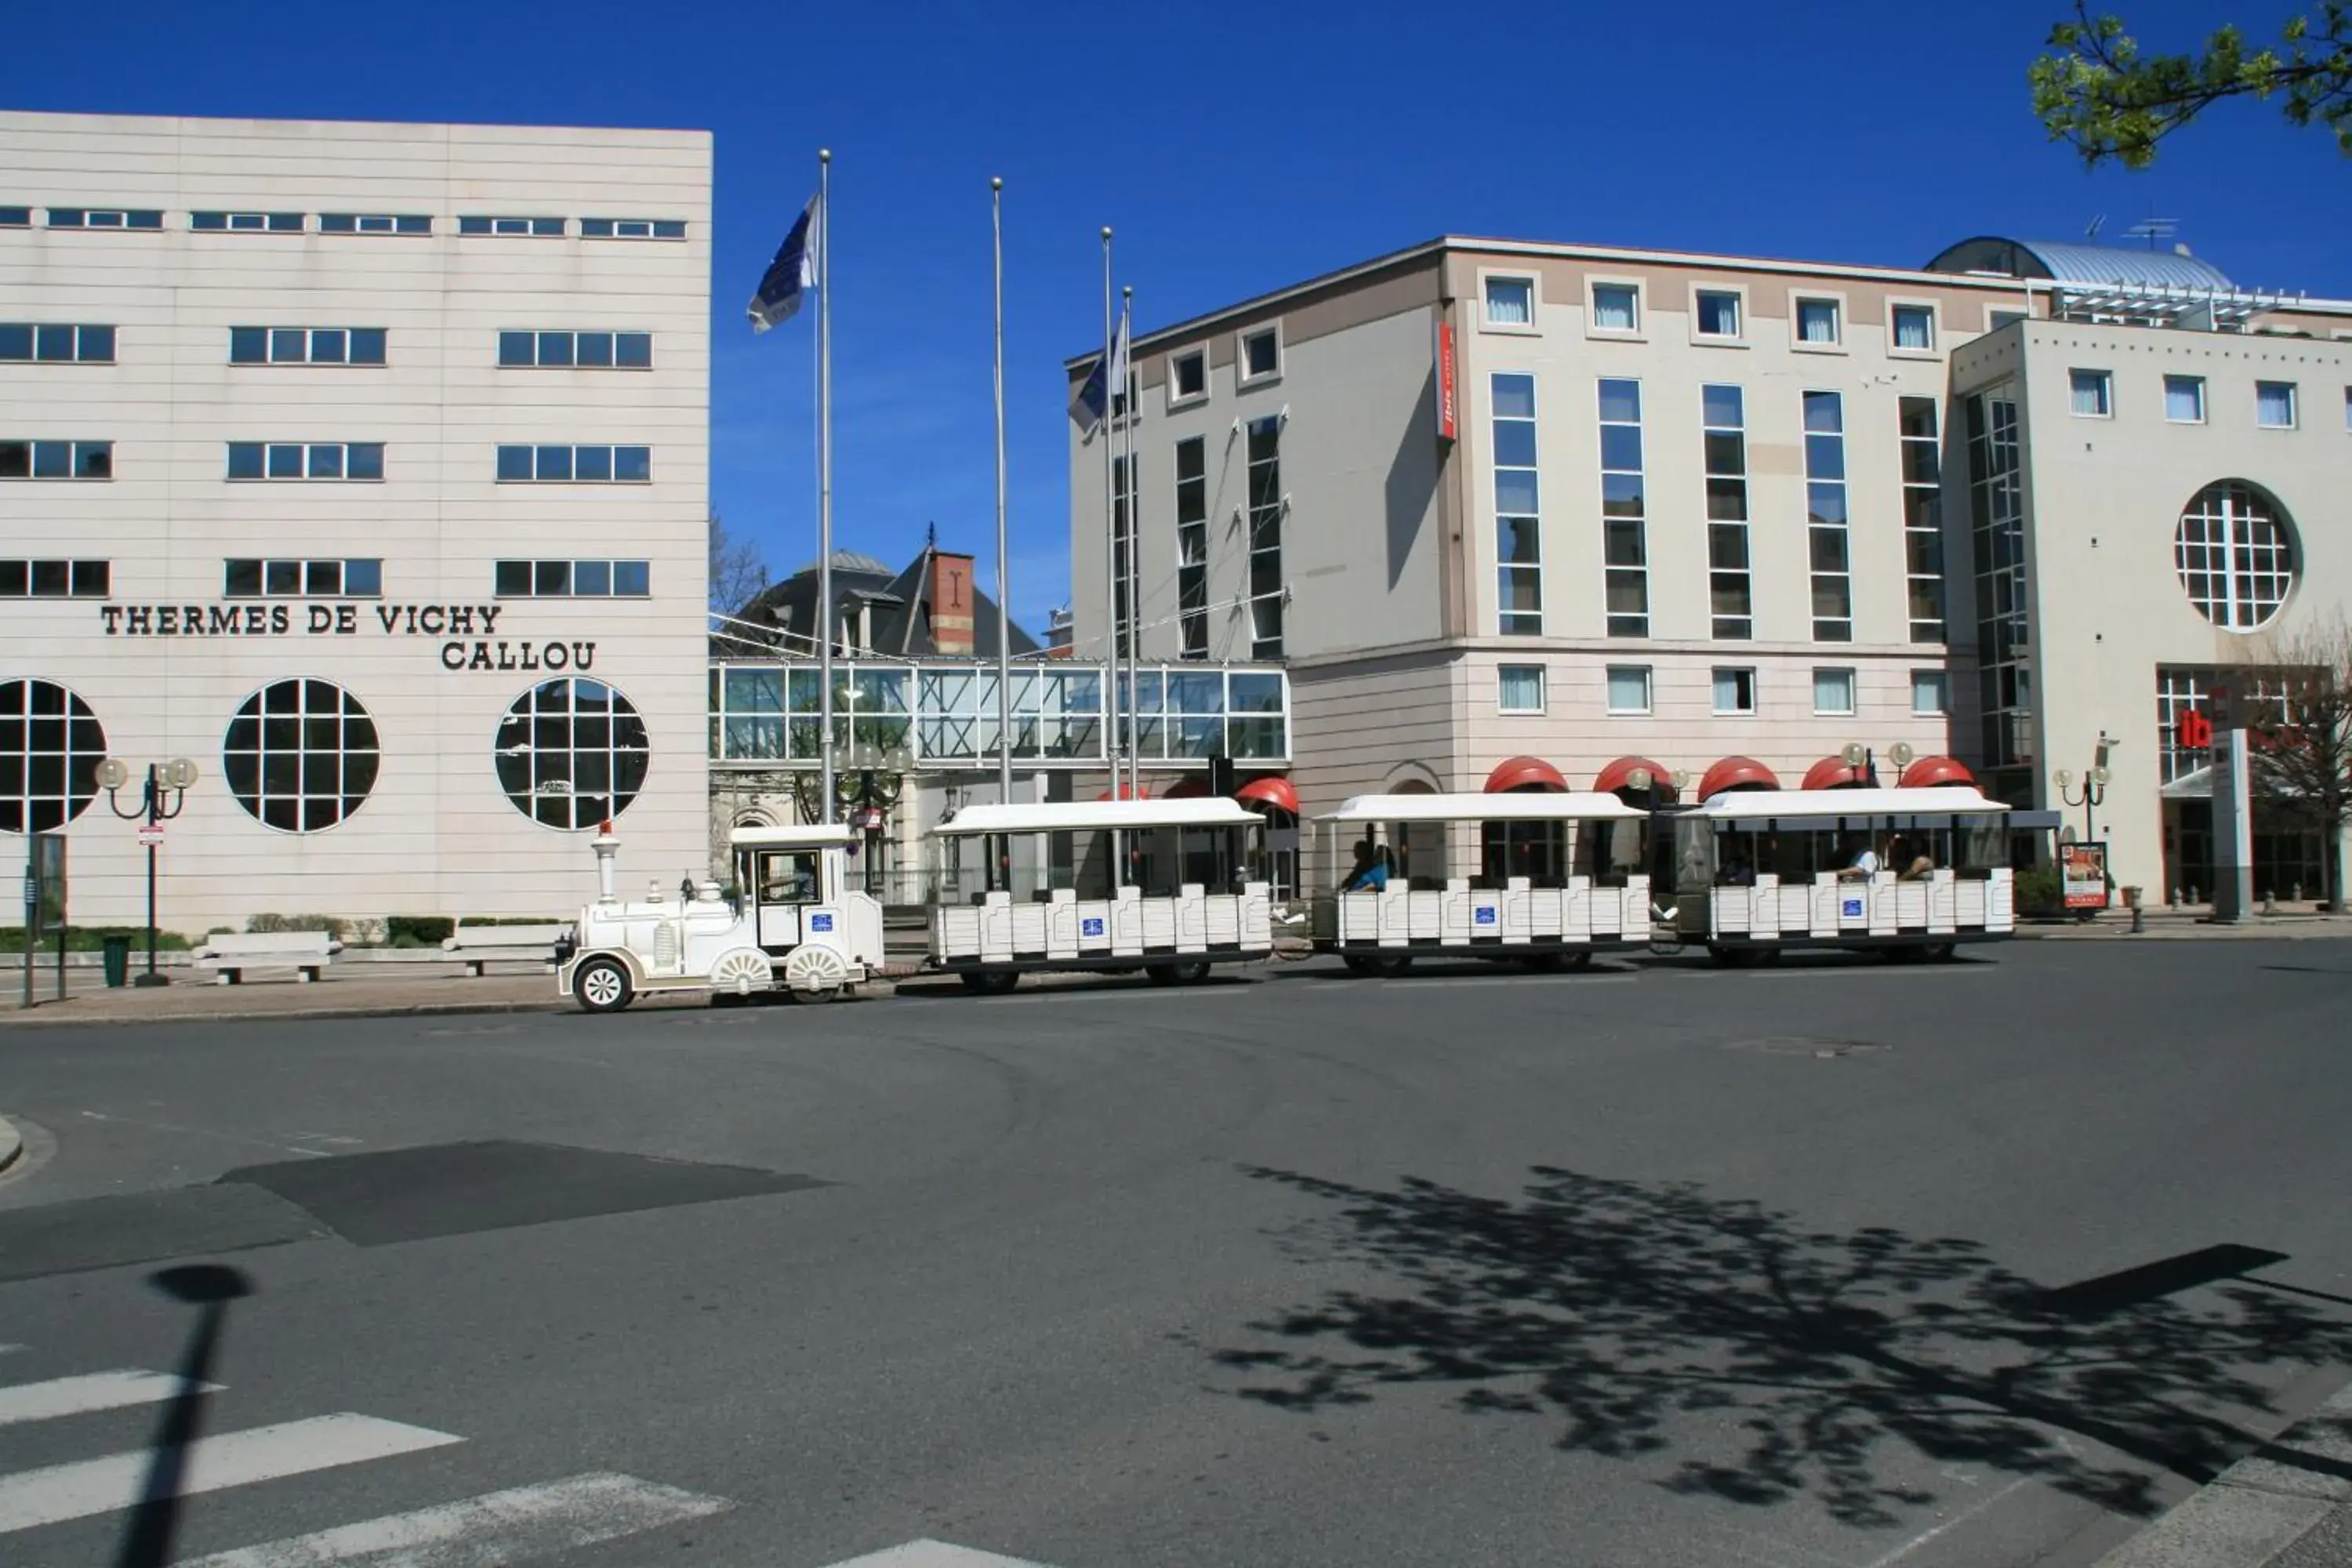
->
[0,679,108,834]
[223,679,381,833]
[495,678,650,829]
[2176,481,2297,631]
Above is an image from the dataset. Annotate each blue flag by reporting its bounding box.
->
[748,194,822,333]
[1069,303,1129,434]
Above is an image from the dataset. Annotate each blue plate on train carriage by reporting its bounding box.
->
[810,913,834,932]
[1841,898,1864,919]
[1082,916,1105,938]
[1475,906,1497,925]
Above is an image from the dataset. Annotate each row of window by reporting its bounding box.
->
[1,441,658,483]
[1496,662,1950,720]
[2067,369,2348,431]
[1483,274,1972,352]
[0,676,648,837]
[1484,377,1946,645]
[1,557,655,600]
[5,324,659,369]
[0,208,685,238]
[1128,326,1281,419]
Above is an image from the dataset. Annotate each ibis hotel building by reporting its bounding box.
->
[2,111,713,932]
[1069,232,2352,900]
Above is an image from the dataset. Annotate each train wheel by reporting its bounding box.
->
[960,970,1020,995]
[1522,952,1565,973]
[573,957,633,1014]
[1921,942,1958,964]
[1570,949,1595,970]
[1147,961,1211,985]
[1370,954,1414,978]
[1708,946,1737,967]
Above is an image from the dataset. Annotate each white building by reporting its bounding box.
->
[1065,233,2352,898]
[2,110,713,933]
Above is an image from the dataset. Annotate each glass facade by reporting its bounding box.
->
[1803,390,1850,642]
[1966,390,2031,775]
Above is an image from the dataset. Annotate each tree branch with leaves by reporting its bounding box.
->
[2239,615,2352,910]
[2031,2,2352,168]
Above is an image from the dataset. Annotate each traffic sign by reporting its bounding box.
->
[136,822,165,849]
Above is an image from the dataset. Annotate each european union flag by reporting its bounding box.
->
[748,194,822,333]
[1069,302,1129,434]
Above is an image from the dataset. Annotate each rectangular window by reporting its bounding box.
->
[1112,452,1136,656]
[1899,396,1945,644]
[1498,664,1546,714]
[223,558,384,597]
[1968,391,2031,771]
[1795,297,1842,345]
[493,444,652,483]
[1174,435,1209,658]
[0,559,110,597]
[1246,415,1283,657]
[224,441,383,481]
[1598,377,1647,637]
[497,329,653,369]
[320,213,433,235]
[0,441,111,480]
[1712,666,1756,716]
[1813,666,1857,716]
[191,212,304,233]
[1590,282,1639,332]
[1804,390,1851,642]
[2165,375,2206,423]
[1989,308,2029,329]
[1491,372,1543,636]
[1695,290,1741,339]
[228,326,387,365]
[490,558,652,597]
[2070,368,2112,418]
[0,207,30,227]
[1701,383,1751,640]
[2343,386,2350,432]
[0,324,115,363]
[1170,350,1206,404]
[458,216,566,237]
[1891,303,1936,350]
[1912,669,1950,715]
[47,209,164,230]
[1240,327,1280,383]
[1484,276,1534,328]
[1606,665,1652,715]
[2257,380,2297,428]
[578,218,687,239]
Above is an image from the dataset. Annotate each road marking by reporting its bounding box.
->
[170,1471,731,1567]
[77,1109,329,1158]
[821,1544,1054,1568]
[0,1369,217,1428]
[0,1414,460,1534]
[1370,974,1639,989]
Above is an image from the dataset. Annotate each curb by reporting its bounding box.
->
[2093,1379,2352,1566]
[0,1113,21,1177]
[0,996,572,1032]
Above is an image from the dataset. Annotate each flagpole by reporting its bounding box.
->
[817,148,836,822]
[1121,283,1139,806]
[992,177,1011,804]
[1098,226,1116,799]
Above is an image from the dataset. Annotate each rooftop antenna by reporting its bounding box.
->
[2125,216,2180,251]
[2085,214,2106,241]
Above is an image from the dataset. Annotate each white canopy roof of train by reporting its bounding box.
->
[731,824,859,848]
[1689,787,2006,819]
[933,798,1264,836]
[1319,792,1649,824]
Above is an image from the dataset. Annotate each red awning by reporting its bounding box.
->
[1899,755,1977,789]
[1592,756,1672,797]
[1697,757,1780,801]
[1160,777,1210,799]
[1484,755,1569,794]
[1800,757,1871,791]
[1235,775,1300,814]
[1095,782,1153,800]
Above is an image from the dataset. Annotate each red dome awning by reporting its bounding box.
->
[1235,775,1300,814]
[1899,755,1977,789]
[1800,757,1872,791]
[1592,756,1674,798]
[1697,757,1780,801]
[1484,755,1569,793]
[1095,782,1153,800]
[1160,777,1210,799]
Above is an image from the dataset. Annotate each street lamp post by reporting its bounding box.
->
[97,757,198,987]
[2055,734,2117,844]
[840,738,913,897]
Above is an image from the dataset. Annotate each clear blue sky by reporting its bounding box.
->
[16,0,2350,631]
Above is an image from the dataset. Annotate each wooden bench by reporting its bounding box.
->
[194,931,342,985]
[441,924,573,977]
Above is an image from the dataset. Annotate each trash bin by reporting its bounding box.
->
[101,935,132,989]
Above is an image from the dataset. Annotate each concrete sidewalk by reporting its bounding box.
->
[2096,1381,2352,1567]
[2017,906,2352,940]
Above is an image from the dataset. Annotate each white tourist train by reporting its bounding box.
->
[1308,791,1655,975]
[1652,786,2018,963]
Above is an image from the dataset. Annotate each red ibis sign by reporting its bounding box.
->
[1435,321,1457,443]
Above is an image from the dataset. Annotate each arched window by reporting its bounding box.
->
[2176,481,2296,631]
[0,679,107,833]
[223,679,380,832]
[495,677,650,829]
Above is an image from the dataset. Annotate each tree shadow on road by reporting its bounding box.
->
[1208,1166,2352,1527]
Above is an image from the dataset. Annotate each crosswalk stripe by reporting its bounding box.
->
[0,1414,461,1535]
[168,1471,732,1567]
[0,1370,220,1428]
[821,1544,1054,1568]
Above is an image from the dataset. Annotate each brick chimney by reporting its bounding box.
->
[926,550,976,656]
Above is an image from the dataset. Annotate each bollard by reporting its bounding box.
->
[2292,883,2303,905]
[2263,889,2278,916]
[2124,885,2144,935]
[2189,883,2201,906]
[2169,886,2182,909]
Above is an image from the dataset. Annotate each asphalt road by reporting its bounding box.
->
[3,940,2351,1568]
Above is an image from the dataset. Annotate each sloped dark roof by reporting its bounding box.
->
[724,545,1040,659]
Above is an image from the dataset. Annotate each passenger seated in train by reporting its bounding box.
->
[1835,836,1882,879]
[1339,839,1390,892]
[1891,836,1936,880]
